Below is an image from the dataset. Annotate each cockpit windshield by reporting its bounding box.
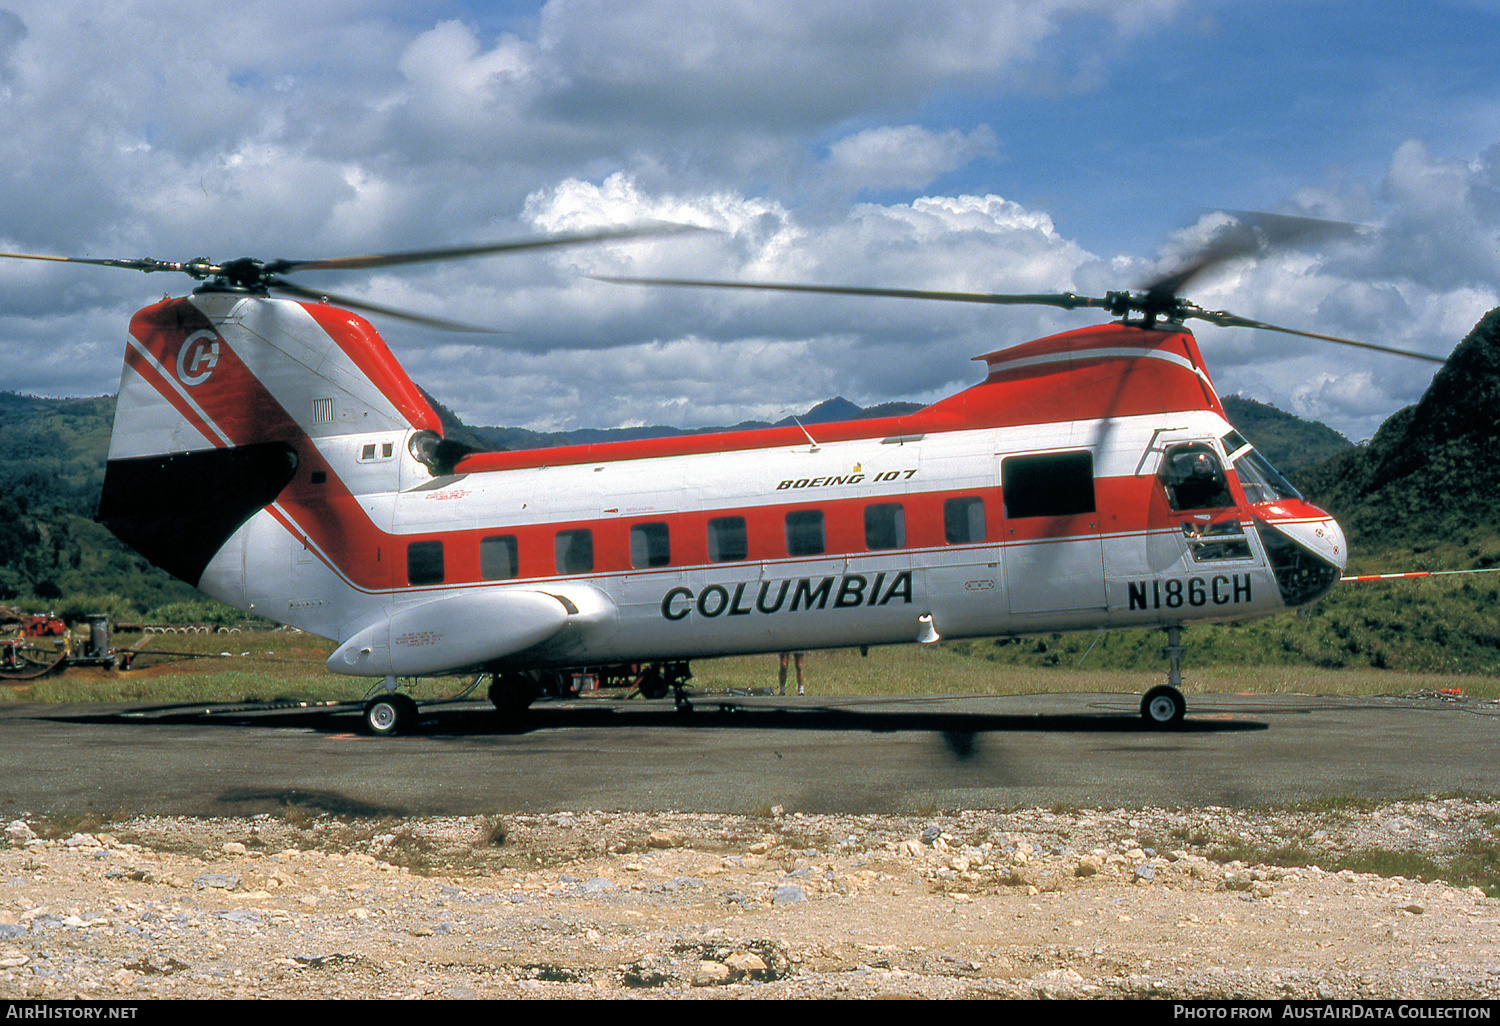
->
[1221,432,1303,504]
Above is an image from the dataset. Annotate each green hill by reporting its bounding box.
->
[0,393,203,614]
[1220,394,1352,473]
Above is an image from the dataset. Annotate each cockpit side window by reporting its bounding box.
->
[1233,447,1304,504]
[1161,443,1234,511]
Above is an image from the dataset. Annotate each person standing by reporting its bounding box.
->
[778,651,805,695]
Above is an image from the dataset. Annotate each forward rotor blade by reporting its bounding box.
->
[269,279,502,334]
[277,223,704,275]
[0,251,191,274]
[591,274,1111,312]
[1186,307,1444,363]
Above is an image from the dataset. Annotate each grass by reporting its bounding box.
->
[0,629,478,705]
[5,622,1494,705]
[687,644,1500,700]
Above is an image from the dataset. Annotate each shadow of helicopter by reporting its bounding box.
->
[50,694,1269,744]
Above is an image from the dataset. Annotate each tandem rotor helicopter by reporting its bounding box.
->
[0,212,1444,735]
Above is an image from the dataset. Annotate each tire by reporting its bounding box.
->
[637,668,669,700]
[364,694,418,736]
[1140,685,1186,728]
[487,673,537,713]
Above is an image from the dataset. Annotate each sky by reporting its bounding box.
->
[2,1,1499,444]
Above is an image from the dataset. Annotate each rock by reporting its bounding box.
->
[725,952,767,975]
[692,960,731,986]
[771,884,807,905]
[5,821,36,845]
[648,830,686,849]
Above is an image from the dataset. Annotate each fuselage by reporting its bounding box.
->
[98,292,1346,679]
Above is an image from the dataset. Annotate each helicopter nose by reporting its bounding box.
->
[1254,505,1346,608]
[1269,507,1347,573]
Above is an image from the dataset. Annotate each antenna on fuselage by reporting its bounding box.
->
[788,415,821,452]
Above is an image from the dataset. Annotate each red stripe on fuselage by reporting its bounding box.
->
[390,473,1188,592]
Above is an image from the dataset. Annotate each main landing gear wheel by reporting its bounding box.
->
[364,693,418,736]
[1140,685,1186,729]
[487,672,538,714]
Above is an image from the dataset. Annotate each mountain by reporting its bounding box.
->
[1296,307,1500,548]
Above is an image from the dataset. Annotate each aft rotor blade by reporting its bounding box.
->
[269,279,502,334]
[591,274,1111,312]
[1186,307,1445,363]
[277,224,704,275]
[1141,211,1369,302]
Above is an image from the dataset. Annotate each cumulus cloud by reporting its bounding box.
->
[824,125,1000,193]
[0,0,1497,445]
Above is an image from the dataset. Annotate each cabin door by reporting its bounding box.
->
[999,449,1107,614]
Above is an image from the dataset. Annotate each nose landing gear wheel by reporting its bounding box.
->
[364,694,419,736]
[1140,685,1185,728]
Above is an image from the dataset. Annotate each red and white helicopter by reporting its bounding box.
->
[0,216,1443,734]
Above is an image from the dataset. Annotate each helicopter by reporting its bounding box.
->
[0,213,1444,735]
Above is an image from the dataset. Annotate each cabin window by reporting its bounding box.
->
[864,503,905,550]
[1161,444,1234,511]
[1001,451,1096,519]
[630,522,671,568]
[480,534,519,580]
[707,516,748,562]
[1182,520,1253,562]
[358,441,395,463]
[407,540,444,585]
[785,509,826,556]
[555,529,594,575]
[944,496,986,544]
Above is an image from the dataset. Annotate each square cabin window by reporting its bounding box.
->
[480,534,519,580]
[864,503,905,550]
[630,522,671,568]
[943,496,986,544]
[555,529,594,575]
[707,516,747,562]
[407,540,444,586]
[1001,451,1096,519]
[785,509,825,556]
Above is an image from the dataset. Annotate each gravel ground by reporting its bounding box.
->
[2,799,1498,1000]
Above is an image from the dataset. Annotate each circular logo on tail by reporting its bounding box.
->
[176,331,221,386]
